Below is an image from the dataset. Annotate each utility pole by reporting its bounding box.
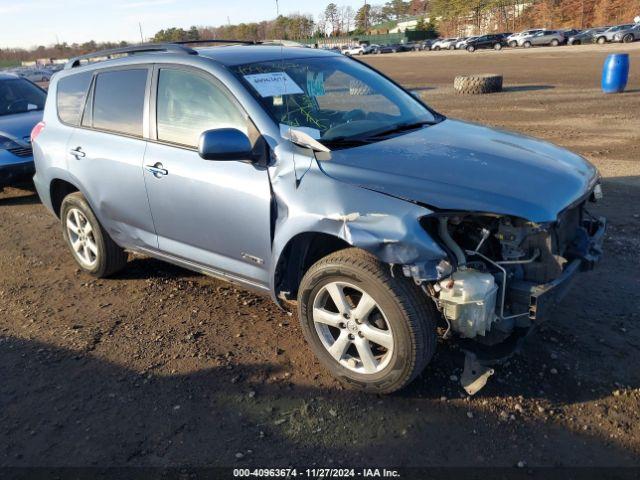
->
[364,0,368,32]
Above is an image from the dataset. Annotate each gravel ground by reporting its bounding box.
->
[1,42,639,470]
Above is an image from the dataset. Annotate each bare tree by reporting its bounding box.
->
[342,6,355,34]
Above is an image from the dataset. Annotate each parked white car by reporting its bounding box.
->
[506,29,544,47]
[431,38,458,50]
[342,44,372,56]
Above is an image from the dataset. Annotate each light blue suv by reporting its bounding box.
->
[32,42,605,393]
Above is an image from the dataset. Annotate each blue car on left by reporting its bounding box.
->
[0,72,46,191]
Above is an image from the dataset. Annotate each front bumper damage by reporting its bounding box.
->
[510,216,606,322]
[458,216,606,394]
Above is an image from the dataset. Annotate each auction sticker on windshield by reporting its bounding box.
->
[243,72,303,97]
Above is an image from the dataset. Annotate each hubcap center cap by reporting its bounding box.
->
[346,320,358,333]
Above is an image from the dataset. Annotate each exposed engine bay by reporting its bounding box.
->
[425,196,605,348]
[421,196,605,394]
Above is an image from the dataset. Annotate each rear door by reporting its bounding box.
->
[65,67,157,249]
[535,31,551,45]
[142,65,272,286]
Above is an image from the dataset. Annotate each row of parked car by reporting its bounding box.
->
[336,21,640,55]
[4,64,63,83]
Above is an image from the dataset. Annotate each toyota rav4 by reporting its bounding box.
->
[32,42,605,394]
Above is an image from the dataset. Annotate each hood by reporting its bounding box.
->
[0,110,43,145]
[318,119,598,223]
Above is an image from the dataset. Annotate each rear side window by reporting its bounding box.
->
[57,72,92,125]
[92,69,147,137]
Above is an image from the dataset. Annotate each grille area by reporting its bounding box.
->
[7,146,33,158]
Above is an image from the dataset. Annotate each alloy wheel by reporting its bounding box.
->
[312,281,394,374]
[66,208,99,268]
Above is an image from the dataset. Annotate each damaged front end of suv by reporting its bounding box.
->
[232,52,606,394]
[422,202,605,393]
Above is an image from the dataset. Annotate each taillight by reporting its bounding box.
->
[31,121,45,143]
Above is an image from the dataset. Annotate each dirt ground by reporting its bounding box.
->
[1,43,640,471]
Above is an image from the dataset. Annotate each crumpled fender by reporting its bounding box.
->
[267,145,448,298]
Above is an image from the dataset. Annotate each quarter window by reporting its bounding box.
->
[56,72,92,125]
[92,69,148,137]
[156,68,247,148]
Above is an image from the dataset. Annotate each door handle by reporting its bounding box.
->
[145,163,168,178]
[70,147,86,159]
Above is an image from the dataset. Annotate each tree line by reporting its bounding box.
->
[2,0,638,64]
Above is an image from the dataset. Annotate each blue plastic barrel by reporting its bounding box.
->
[602,53,629,93]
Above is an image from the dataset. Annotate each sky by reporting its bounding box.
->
[0,0,368,49]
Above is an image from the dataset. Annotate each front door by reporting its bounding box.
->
[143,66,272,286]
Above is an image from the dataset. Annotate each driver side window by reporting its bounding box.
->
[156,68,248,148]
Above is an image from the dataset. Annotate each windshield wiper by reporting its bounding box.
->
[320,137,374,149]
[321,120,437,150]
[360,120,436,140]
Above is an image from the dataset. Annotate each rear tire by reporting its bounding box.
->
[467,45,476,52]
[297,248,437,394]
[623,34,634,43]
[60,192,128,278]
[597,36,606,44]
[509,40,517,48]
[494,43,503,50]
[551,39,559,46]
[433,46,440,51]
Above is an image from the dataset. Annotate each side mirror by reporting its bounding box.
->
[198,128,254,161]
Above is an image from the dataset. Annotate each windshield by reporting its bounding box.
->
[231,56,438,148]
[0,78,46,116]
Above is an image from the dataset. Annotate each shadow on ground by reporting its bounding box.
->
[1,334,638,468]
[502,85,555,93]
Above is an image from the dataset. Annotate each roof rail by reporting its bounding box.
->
[172,39,259,46]
[65,43,197,69]
[65,39,259,69]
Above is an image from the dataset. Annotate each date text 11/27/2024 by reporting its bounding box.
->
[232,468,401,478]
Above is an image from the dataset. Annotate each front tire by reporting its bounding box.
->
[60,192,128,278]
[297,248,437,394]
[550,39,559,46]
[494,43,503,50]
[597,36,606,44]
[623,34,634,43]
[523,41,532,48]
[467,45,476,52]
